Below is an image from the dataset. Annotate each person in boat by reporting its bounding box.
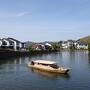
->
[31,61,34,65]
[50,64,59,69]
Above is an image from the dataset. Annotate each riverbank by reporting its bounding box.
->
[0,49,89,59]
[0,50,58,59]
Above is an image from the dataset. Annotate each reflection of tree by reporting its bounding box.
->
[88,52,90,64]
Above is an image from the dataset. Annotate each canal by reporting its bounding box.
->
[0,51,90,90]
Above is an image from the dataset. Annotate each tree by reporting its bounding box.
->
[52,42,60,51]
[29,46,34,52]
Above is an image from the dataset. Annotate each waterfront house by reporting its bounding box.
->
[76,42,88,49]
[21,42,27,51]
[21,42,26,49]
[0,38,15,50]
[45,43,53,50]
[0,39,2,47]
[0,38,26,51]
[45,43,52,47]
[61,40,88,50]
[67,40,75,47]
[1,38,10,49]
[61,40,77,49]
[32,44,45,51]
[61,41,68,49]
[7,38,22,51]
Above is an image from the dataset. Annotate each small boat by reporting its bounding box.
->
[27,60,70,74]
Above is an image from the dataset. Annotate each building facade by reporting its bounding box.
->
[0,38,26,51]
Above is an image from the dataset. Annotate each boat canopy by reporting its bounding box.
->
[32,60,57,65]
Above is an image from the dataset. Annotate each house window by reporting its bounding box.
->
[16,42,19,46]
[2,41,7,45]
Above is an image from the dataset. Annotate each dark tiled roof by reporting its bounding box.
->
[78,42,88,46]
[1,38,14,44]
[7,38,21,43]
[67,40,76,42]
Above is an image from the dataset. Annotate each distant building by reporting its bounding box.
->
[61,41,68,49]
[67,40,75,48]
[45,43,53,50]
[76,42,88,49]
[32,44,45,51]
[61,40,88,50]
[31,42,53,51]
[61,40,75,49]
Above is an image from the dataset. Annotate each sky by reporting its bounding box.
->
[0,0,90,42]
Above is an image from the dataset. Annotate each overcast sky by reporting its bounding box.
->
[0,0,90,42]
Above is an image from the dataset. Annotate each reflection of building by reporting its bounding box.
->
[3,57,26,72]
[0,38,26,51]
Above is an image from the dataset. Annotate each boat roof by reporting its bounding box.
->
[32,60,56,65]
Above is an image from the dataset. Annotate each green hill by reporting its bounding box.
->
[78,36,90,44]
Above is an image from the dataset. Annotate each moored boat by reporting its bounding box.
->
[27,60,70,74]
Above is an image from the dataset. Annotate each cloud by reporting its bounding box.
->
[0,11,30,19]
[16,12,30,17]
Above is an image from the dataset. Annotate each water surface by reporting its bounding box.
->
[0,51,90,90]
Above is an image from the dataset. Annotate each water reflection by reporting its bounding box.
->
[88,51,90,65]
[29,68,70,80]
[0,57,30,73]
